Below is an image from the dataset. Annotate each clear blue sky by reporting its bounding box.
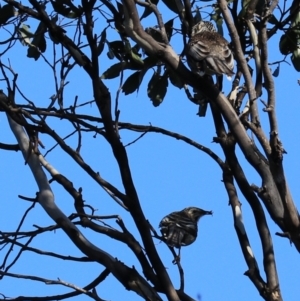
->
[0,1,300,300]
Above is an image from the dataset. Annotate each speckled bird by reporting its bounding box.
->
[159,207,212,252]
[186,21,234,78]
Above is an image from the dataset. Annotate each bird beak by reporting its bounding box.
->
[200,210,213,217]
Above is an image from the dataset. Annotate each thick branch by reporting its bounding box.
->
[210,101,281,301]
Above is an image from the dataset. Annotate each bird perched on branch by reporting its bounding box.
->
[159,207,212,261]
[186,21,234,78]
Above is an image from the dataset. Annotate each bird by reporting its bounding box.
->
[159,207,212,262]
[186,21,234,78]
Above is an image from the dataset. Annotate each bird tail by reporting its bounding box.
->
[206,57,235,78]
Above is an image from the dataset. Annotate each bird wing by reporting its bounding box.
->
[187,38,211,61]
[160,211,198,236]
[187,32,234,77]
[205,56,234,76]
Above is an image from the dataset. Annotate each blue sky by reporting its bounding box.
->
[1,1,300,300]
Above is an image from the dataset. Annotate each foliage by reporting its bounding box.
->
[0,0,299,301]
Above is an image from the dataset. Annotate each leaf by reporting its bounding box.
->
[60,0,81,14]
[51,0,71,15]
[161,0,182,14]
[101,61,143,79]
[279,31,298,55]
[124,39,132,53]
[291,49,300,72]
[215,18,224,36]
[122,71,142,95]
[48,18,60,44]
[291,11,300,27]
[51,14,59,24]
[0,4,15,25]
[140,0,159,20]
[50,0,79,18]
[116,1,124,14]
[165,19,174,41]
[143,56,159,69]
[272,65,280,77]
[268,14,278,25]
[122,56,158,95]
[107,48,115,59]
[239,0,264,17]
[123,39,144,66]
[239,0,251,18]
[167,68,184,89]
[18,24,34,46]
[108,40,124,53]
[101,62,127,79]
[107,40,124,60]
[130,50,144,66]
[147,71,168,106]
[193,8,202,24]
[27,46,40,60]
[122,56,157,94]
[97,27,107,56]
[31,21,47,53]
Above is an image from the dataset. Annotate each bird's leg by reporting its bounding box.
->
[172,247,181,265]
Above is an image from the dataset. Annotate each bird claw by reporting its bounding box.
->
[172,255,181,265]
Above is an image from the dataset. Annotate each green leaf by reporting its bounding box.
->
[130,51,144,66]
[147,71,168,106]
[167,68,184,89]
[268,14,278,25]
[50,0,80,18]
[18,24,34,46]
[165,19,174,41]
[123,39,144,66]
[291,11,300,27]
[27,46,40,60]
[60,0,81,14]
[239,0,264,17]
[122,56,156,94]
[51,14,59,24]
[31,21,47,53]
[291,49,300,72]
[124,39,132,53]
[239,0,251,18]
[161,0,182,14]
[0,4,15,25]
[122,57,157,95]
[48,17,61,44]
[272,64,280,77]
[193,9,202,24]
[97,27,107,56]
[101,62,127,79]
[122,71,142,95]
[116,1,124,14]
[107,40,124,60]
[107,48,115,59]
[101,61,143,79]
[108,40,124,53]
[51,0,71,15]
[215,18,224,36]
[279,31,298,55]
[140,0,159,19]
